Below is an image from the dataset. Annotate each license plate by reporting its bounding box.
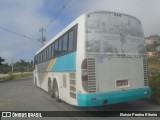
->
[116,80,128,87]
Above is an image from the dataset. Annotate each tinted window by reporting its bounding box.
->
[40,52,42,62]
[44,49,46,61]
[38,54,40,63]
[36,24,77,63]
[39,53,41,63]
[59,38,62,54]
[49,45,52,59]
[52,43,54,57]
[68,30,74,51]
[41,51,43,62]
[47,48,49,59]
[62,33,68,53]
[34,56,36,64]
[43,50,46,61]
[45,48,48,60]
[54,40,59,56]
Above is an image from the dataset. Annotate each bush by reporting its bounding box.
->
[8,74,15,80]
[148,57,159,63]
[0,72,33,81]
[148,73,160,104]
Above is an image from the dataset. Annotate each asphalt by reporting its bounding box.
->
[0,77,159,120]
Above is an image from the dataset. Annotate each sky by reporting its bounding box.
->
[0,0,160,63]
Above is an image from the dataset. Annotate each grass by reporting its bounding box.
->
[148,74,160,104]
[0,72,33,82]
[0,58,159,104]
[148,57,160,72]
[148,57,160,104]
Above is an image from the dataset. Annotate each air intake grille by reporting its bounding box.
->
[69,73,76,99]
[143,58,148,86]
[87,58,96,93]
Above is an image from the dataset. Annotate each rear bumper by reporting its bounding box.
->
[77,87,151,107]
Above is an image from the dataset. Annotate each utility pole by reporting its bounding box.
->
[38,28,46,47]
[28,62,29,72]
[11,59,14,75]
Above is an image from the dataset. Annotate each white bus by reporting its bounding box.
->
[34,11,151,107]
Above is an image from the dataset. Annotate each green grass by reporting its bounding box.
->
[148,57,160,104]
[148,74,160,104]
[0,72,33,82]
[148,57,160,71]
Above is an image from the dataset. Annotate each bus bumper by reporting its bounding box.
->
[77,87,151,107]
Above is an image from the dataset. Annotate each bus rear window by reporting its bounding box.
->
[86,13,145,56]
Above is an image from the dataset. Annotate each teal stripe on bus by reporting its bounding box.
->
[77,87,151,107]
[51,52,76,72]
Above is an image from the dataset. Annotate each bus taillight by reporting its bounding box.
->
[81,58,88,81]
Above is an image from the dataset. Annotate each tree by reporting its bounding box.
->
[0,63,11,74]
[0,56,5,66]
[14,59,30,72]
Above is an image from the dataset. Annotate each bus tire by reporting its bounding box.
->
[53,80,61,102]
[35,77,37,87]
[48,80,54,98]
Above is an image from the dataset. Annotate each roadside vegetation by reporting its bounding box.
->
[0,56,33,81]
[0,72,33,82]
[0,56,34,74]
[148,57,160,104]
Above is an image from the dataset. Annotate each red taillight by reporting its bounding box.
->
[81,58,88,81]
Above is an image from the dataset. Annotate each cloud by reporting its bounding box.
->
[0,50,15,63]
[0,0,49,62]
[0,0,160,63]
[61,0,160,36]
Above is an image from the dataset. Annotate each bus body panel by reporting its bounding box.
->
[77,87,151,107]
[34,11,151,107]
[34,15,86,106]
[97,57,144,92]
[34,52,77,105]
[76,15,87,94]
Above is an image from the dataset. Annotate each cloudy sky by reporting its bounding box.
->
[0,0,160,63]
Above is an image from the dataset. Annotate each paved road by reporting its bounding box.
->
[0,77,159,119]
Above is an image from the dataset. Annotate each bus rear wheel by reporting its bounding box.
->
[34,77,37,87]
[48,81,54,98]
[53,80,61,102]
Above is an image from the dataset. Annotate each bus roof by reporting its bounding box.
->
[87,10,141,22]
[35,14,84,55]
[35,10,141,55]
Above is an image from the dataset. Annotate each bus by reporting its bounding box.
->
[34,11,151,107]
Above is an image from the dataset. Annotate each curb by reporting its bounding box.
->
[0,75,33,83]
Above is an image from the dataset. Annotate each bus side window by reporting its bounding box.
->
[41,51,43,62]
[43,49,46,61]
[40,52,42,63]
[68,30,74,51]
[62,33,68,53]
[46,48,47,60]
[39,53,40,63]
[34,56,37,64]
[46,47,49,60]
[45,48,47,60]
[52,43,54,57]
[49,45,52,59]
[38,53,40,63]
[43,50,45,61]
[54,40,59,56]
[37,54,38,64]
[37,54,40,63]
[59,38,62,55]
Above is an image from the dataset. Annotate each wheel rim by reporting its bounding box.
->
[49,85,52,94]
[54,85,58,98]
